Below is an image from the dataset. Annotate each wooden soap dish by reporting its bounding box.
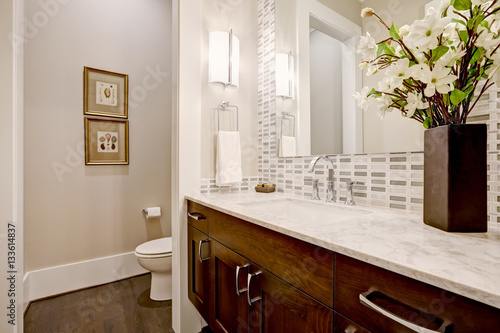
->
[255,184,276,193]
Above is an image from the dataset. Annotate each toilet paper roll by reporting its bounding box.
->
[145,207,161,219]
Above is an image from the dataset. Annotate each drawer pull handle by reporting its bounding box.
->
[198,239,210,263]
[247,271,262,306]
[188,212,206,220]
[359,291,448,333]
[235,264,250,295]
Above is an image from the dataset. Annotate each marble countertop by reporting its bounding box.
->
[186,191,500,309]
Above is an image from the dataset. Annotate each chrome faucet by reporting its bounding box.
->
[308,155,335,203]
[345,181,356,205]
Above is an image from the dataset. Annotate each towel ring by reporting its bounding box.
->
[280,112,295,137]
[217,101,239,132]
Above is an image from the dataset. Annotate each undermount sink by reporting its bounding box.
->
[239,198,373,224]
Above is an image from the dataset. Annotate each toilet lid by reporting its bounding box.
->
[135,237,172,256]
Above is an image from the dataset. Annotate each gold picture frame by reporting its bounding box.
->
[85,117,129,165]
[84,67,128,118]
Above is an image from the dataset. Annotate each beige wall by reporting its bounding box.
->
[24,0,172,272]
[318,0,362,26]
[200,0,258,178]
[1,1,16,332]
[362,0,427,153]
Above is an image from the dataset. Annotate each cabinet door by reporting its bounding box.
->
[188,225,210,322]
[247,267,333,333]
[210,240,251,333]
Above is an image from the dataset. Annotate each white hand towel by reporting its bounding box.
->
[280,135,296,157]
[216,131,243,187]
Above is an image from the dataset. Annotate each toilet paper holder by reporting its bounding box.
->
[142,207,162,217]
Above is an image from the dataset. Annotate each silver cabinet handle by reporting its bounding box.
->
[188,212,206,220]
[247,271,262,306]
[359,291,449,333]
[235,264,250,295]
[198,239,210,263]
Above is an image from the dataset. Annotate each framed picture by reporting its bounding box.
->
[84,67,128,118]
[85,117,129,165]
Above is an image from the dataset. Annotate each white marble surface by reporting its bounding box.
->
[186,191,500,309]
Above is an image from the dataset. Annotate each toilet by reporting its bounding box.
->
[135,237,172,301]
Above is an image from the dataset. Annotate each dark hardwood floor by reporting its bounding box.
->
[24,273,175,333]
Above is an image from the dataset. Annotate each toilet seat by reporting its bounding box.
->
[135,237,172,258]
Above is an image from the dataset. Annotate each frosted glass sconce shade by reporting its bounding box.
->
[276,52,294,98]
[209,30,240,87]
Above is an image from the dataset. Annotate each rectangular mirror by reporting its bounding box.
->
[275,0,432,157]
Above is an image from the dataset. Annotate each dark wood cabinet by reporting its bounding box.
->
[248,266,333,333]
[333,312,370,333]
[187,200,500,333]
[335,253,500,333]
[187,200,333,333]
[209,208,334,307]
[188,225,210,323]
[209,240,251,333]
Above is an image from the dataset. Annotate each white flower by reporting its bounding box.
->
[366,63,379,76]
[442,22,459,44]
[378,77,393,93]
[490,20,500,34]
[353,86,372,111]
[437,48,466,67]
[486,54,500,84]
[399,25,410,38]
[405,92,428,117]
[361,7,374,18]
[476,27,498,50]
[357,32,378,61]
[437,0,452,13]
[386,58,412,88]
[377,94,395,119]
[418,64,458,97]
[405,8,449,50]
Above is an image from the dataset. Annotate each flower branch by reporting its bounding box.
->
[354,0,500,128]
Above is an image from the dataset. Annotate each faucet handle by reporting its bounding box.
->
[344,180,361,206]
[311,179,321,200]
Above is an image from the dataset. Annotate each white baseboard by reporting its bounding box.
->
[23,252,147,310]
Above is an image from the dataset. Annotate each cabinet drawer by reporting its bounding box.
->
[334,312,370,333]
[209,208,334,307]
[335,254,500,333]
[187,200,209,234]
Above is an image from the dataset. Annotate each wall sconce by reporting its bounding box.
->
[276,52,294,99]
[209,30,240,87]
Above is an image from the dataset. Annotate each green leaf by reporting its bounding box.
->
[384,44,395,56]
[451,18,466,26]
[450,89,468,105]
[390,22,400,40]
[451,0,471,11]
[464,85,475,96]
[459,30,468,43]
[468,14,485,30]
[470,47,482,66]
[377,43,385,57]
[443,93,450,106]
[431,46,450,63]
[423,117,432,129]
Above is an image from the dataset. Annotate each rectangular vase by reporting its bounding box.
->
[424,124,487,232]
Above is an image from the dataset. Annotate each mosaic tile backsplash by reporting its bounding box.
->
[203,0,500,223]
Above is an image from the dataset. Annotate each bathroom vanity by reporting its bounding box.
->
[186,193,500,332]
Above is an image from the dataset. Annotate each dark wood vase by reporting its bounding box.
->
[423,124,487,232]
